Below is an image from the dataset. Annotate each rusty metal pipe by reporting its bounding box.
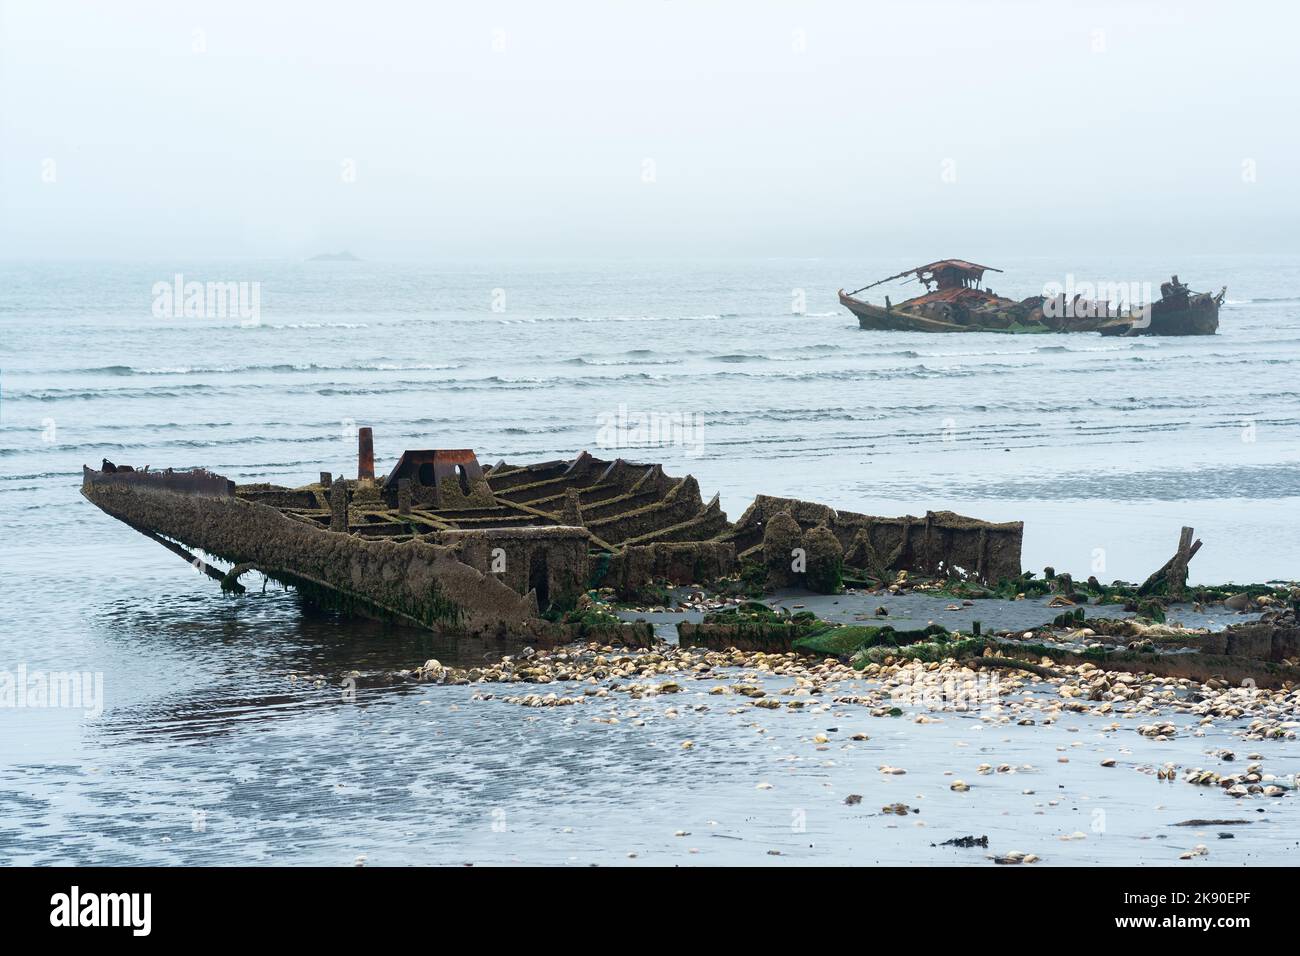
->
[358,427,374,483]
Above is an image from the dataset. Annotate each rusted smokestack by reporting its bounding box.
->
[357,427,374,483]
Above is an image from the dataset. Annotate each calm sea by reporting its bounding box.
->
[1,255,1297,864]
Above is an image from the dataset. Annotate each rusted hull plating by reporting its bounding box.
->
[841,275,1224,336]
[82,443,1024,638]
[1098,290,1222,337]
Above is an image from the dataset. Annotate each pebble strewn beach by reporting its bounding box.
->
[327,617,1300,865]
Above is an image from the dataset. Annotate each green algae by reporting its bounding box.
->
[703,602,820,632]
[587,552,612,590]
[794,622,950,658]
[851,636,986,667]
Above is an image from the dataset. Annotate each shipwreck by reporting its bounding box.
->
[839,259,1224,335]
[82,429,1023,644]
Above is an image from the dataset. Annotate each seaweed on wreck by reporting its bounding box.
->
[391,586,467,631]
[935,571,1289,612]
[690,561,769,601]
[281,570,465,631]
[587,552,612,590]
[841,570,884,590]
[977,572,1054,600]
[1190,583,1287,602]
[801,524,845,594]
[736,560,769,597]
[635,582,676,607]
[538,585,618,624]
[793,625,887,657]
[674,602,826,651]
[1052,607,1086,627]
[1078,579,1140,603]
[998,639,1109,662]
[937,835,989,849]
[703,602,820,630]
[702,601,771,623]
[82,449,1030,641]
[545,603,624,628]
[1134,598,1166,623]
[930,579,998,600]
[796,622,950,658]
[852,636,986,667]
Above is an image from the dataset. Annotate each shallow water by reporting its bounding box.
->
[1,255,1297,865]
[3,640,1296,867]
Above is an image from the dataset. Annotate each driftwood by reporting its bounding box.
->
[1138,526,1201,600]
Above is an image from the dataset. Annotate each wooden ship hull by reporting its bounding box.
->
[841,259,1223,336]
[839,259,1051,334]
[838,291,981,333]
[81,431,1024,642]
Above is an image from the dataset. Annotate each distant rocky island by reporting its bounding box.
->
[308,250,361,262]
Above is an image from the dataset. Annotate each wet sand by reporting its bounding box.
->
[2,582,1289,866]
[9,660,1293,867]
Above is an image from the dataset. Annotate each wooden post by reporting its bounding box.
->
[1138,526,1200,599]
[397,477,412,516]
[330,478,349,532]
[561,488,584,526]
[1167,526,1194,602]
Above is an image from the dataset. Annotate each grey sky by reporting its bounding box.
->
[1,0,1295,259]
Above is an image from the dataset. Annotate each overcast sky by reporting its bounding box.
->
[1,0,1295,260]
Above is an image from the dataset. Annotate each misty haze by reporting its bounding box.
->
[1,0,1298,895]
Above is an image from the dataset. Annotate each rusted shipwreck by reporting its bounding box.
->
[839,260,1223,335]
[1096,274,1223,337]
[82,430,1023,643]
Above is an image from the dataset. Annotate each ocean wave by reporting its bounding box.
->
[702,344,918,363]
[498,312,739,325]
[864,463,1300,503]
[0,470,84,482]
[0,433,338,458]
[499,424,575,435]
[25,361,464,377]
[10,355,1290,405]
[558,356,678,367]
[260,322,370,329]
[4,384,225,401]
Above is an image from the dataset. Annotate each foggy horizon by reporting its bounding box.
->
[4,0,1300,887]
[3,0,1296,261]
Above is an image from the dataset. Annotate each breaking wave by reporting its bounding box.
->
[28,361,463,377]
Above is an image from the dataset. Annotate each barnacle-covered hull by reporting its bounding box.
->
[82,439,1024,638]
